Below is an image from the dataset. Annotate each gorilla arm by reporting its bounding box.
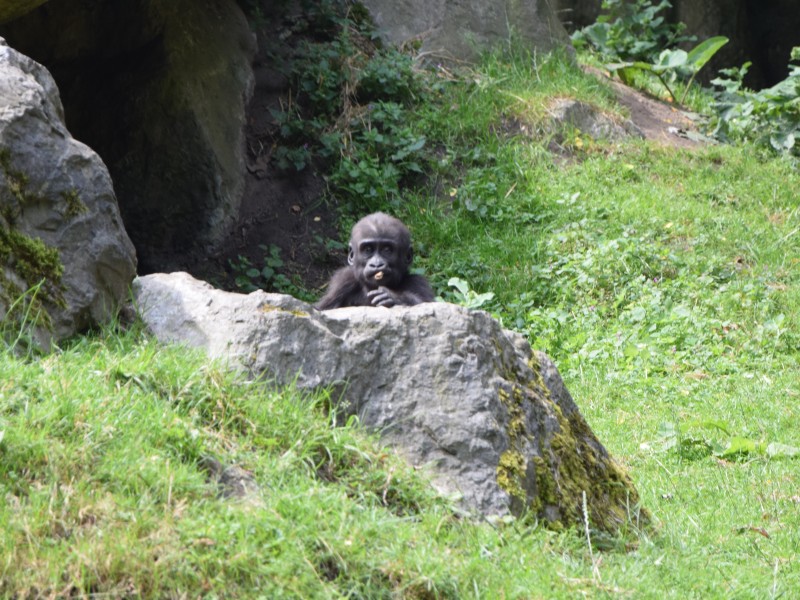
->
[314,267,367,310]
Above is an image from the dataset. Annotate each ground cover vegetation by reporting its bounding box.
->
[572,0,800,158]
[2,1,800,597]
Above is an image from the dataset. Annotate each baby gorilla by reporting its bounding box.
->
[315,213,434,309]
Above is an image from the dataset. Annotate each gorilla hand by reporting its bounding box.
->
[367,286,402,308]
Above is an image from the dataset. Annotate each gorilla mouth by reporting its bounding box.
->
[374,271,384,281]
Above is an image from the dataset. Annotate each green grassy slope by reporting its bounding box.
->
[2,49,799,598]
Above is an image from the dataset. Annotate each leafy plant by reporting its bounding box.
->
[325,101,426,209]
[711,47,800,157]
[572,0,694,64]
[438,277,495,309]
[229,244,308,298]
[269,9,429,212]
[657,420,800,461]
[356,50,420,105]
[608,36,728,104]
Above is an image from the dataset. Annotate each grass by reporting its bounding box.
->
[2,47,800,597]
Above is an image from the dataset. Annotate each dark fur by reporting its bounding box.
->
[315,213,434,310]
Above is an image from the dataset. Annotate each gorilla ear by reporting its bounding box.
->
[406,245,414,266]
[347,243,355,266]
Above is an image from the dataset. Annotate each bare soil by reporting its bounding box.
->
[585,66,707,150]
[189,14,343,296]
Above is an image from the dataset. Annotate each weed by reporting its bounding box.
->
[268,5,428,213]
[608,36,728,104]
[229,244,313,300]
[438,277,495,310]
[711,47,800,159]
[572,0,694,64]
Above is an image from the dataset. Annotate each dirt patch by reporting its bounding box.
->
[584,66,707,150]
[186,12,344,296]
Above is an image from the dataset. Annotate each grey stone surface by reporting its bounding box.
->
[134,272,646,531]
[549,98,643,141]
[0,0,256,272]
[360,0,571,64]
[0,39,136,347]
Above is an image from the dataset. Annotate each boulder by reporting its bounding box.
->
[0,39,136,348]
[360,0,571,64]
[549,98,643,142]
[0,0,257,273]
[133,272,647,533]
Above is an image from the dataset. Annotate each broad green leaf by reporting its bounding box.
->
[406,137,426,152]
[658,421,678,439]
[447,277,470,295]
[686,36,729,70]
[655,49,688,71]
[770,132,795,152]
[630,306,646,322]
[720,437,762,457]
[611,65,639,86]
[683,419,731,435]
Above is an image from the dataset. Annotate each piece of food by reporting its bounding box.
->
[374,271,384,281]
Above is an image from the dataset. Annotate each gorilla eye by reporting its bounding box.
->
[362,244,375,254]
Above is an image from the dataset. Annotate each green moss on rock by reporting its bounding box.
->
[0,151,66,332]
[495,350,647,534]
[62,189,88,218]
[496,449,526,502]
[546,403,644,532]
[0,148,29,206]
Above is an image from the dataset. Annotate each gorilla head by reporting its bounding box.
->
[316,213,434,309]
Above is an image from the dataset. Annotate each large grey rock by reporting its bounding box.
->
[360,0,571,64]
[134,272,646,532]
[0,0,256,272]
[0,39,136,347]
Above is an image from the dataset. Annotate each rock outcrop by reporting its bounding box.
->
[0,39,136,348]
[134,272,647,533]
[360,0,571,64]
[0,0,256,273]
[549,98,644,142]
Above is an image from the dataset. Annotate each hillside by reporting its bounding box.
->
[2,29,800,600]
